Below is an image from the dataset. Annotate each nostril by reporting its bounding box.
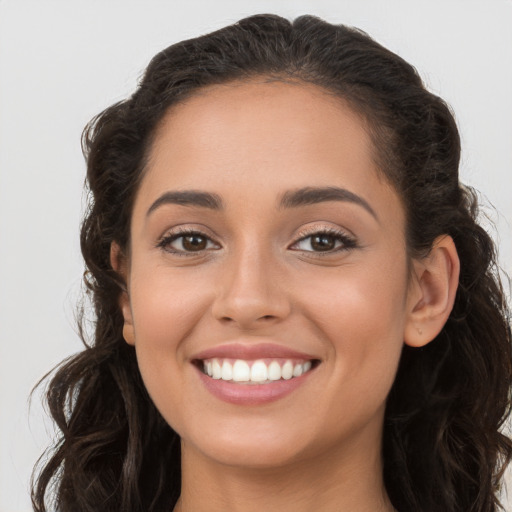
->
[219,314,276,323]
[212,292,291,328]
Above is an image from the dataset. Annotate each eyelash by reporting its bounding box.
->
[156,228,219,257]
[156,227,357,257]
[291,227,357,256]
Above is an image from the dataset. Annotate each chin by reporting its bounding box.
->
[196,442,307,470]
[182,419,316,469]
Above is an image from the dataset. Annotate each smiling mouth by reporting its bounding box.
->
[194,358,320,384]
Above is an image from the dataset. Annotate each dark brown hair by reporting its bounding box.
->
[32,14,512,512]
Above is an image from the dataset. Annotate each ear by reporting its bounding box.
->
[110,242,135,346]
[404,235,460,348]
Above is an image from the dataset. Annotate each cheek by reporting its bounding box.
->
[130,266,211,348]
[300,258,409,387]
[302,276,407,438]
[127,269,213,426]
[302,253,408,333]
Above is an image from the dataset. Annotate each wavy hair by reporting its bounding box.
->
[32,14,512,512]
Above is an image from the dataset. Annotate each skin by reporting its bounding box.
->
[113,80,459,511]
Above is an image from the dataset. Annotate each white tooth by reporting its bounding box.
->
[268,361,282,381]
[212,359,222,379]
[281,360,293,380]
[221,361,233,381]
[303,361,312,373]
[205,360,213,377]
[293,363,303,377]
[250,360,268,382]
[232,360,250,382]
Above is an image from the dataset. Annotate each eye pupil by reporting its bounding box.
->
[183,235,207,251]
[311,235,335,251]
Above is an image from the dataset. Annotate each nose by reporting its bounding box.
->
[211,244,291,329]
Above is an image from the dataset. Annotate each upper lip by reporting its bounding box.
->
[192,342,318,361]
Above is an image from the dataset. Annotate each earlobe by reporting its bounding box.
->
[404,235,460,348]
[110,242,136,346]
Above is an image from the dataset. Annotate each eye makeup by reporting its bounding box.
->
[156,225,358,258]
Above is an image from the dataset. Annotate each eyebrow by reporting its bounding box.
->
[146,186,377,220]
[278,186,378,220]
[147,190,223,216]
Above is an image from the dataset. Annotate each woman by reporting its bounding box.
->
[32,14,512,512]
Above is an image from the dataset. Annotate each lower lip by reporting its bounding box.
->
[196,366,315,405]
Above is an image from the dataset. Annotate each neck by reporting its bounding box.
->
[175,427,395,512]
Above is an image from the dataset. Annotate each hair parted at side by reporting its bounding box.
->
[32,14,512,512]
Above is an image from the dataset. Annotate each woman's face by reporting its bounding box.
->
[120,81,419,469]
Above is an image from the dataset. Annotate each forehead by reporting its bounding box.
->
[149,80,375,173]
[136,80,401,221]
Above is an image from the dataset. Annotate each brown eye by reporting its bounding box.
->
[291,229,357,254]
[310,234,337,251]
[158,230,219,254]
[182,234,207,251]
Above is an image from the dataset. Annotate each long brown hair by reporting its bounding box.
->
[32,14,512,512]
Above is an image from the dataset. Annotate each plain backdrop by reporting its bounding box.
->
[1,1,511,510]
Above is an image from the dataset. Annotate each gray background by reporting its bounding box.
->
[1,1,511,510]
